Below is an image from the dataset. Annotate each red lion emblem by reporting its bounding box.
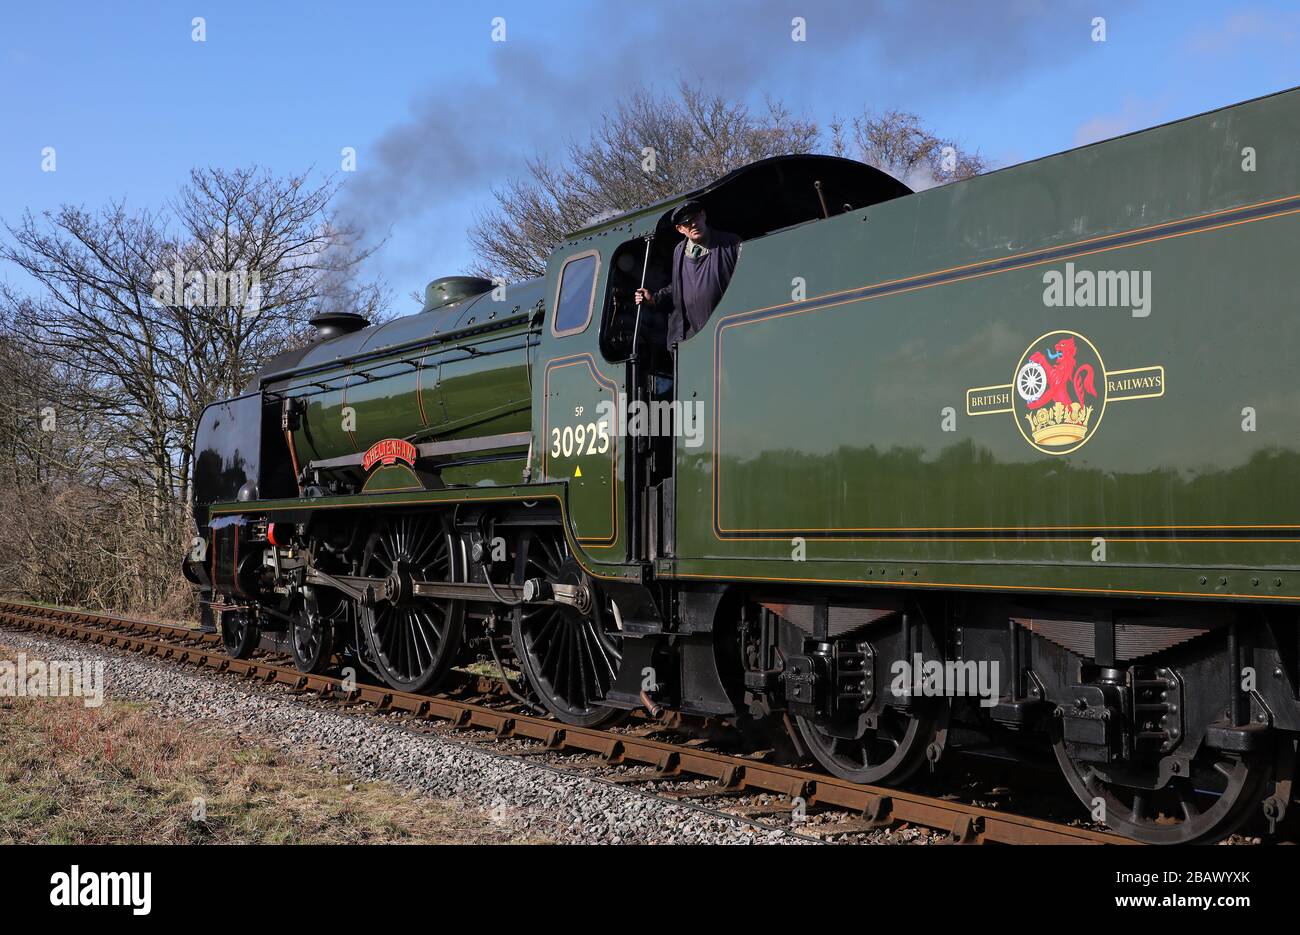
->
[1024,337,1097,410]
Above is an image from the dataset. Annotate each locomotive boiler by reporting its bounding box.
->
[186,87,1300,844]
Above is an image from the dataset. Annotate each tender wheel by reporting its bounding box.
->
[795,707,937,785]
[358,514,465,693]
[290,587,337,674]
[511,529,622,727]
[1052,729,1270,844]
[220,608,258,659]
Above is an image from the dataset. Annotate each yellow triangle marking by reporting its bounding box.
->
[574,465,583,478]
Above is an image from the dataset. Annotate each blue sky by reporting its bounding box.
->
[2,1,1298,308]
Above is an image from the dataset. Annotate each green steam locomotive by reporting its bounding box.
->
[186,87,1300,844]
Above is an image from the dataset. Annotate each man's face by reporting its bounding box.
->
[675,210,708,243]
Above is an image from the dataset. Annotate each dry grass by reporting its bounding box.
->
[0,647,551,844]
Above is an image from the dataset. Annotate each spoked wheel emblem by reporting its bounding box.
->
[1015,360,1047,403]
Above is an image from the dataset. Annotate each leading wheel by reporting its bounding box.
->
[1053,728,1270,844]
[511,529,622,727]
[796,707,937,785]
[358,514,465,693]
[220,609,258,659]
[290,587,338,674]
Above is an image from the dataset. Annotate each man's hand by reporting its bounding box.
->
[634,287,654,307]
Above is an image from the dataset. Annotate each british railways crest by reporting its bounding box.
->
[965,330,1164,455]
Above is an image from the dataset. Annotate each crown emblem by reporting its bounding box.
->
[1024,400,1093,446]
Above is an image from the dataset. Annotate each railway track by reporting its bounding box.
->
[0,599,1131,845]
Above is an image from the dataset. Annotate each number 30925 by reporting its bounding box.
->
[551,420,610,458]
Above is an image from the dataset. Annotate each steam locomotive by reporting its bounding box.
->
[186,88,1300,844]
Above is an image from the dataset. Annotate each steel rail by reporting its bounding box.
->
[0,600,1132,845]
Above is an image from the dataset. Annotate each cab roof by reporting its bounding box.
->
[563,153,912,242]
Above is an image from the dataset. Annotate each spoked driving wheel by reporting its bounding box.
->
[796,706,937,785]
[1053,729,1270,844]
[511,528,623,727]
[358,514,465,693]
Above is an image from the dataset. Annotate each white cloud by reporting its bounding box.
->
[1185,8,1299,57]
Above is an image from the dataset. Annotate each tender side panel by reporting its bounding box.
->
[672,88,1300,599]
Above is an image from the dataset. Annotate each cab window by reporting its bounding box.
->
[551,251,599,336]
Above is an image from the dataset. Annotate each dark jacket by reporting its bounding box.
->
[652,229,741,345]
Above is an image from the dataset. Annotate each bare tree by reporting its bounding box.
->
[829,109,988,189]
[470,81,820,281]
[168,168,386,402]
[1,168,385,511]
[0,167,385,614]
[0,322,164,612]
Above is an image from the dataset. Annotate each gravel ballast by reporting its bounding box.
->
[0,630,799,844]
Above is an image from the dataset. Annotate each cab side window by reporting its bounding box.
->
[552,252,599,337]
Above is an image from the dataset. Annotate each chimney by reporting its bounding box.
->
[309,312,370,340]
